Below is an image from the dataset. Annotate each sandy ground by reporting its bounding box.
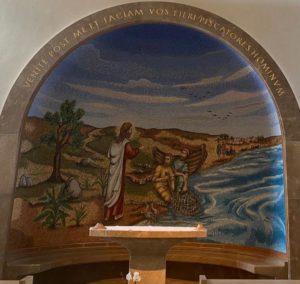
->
[8,198,167,250]
[11,126,281,251]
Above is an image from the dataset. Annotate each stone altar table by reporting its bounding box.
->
[89,224,207,284]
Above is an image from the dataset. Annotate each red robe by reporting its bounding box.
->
[104,142,139,220]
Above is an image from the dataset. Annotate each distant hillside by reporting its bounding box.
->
[23,116,97,142]
[24,116,281,143]
[22,117,50,141]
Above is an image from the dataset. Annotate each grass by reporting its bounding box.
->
[125,179,161,203]
[61,156,99,176]
[87,136,114,155]
[20,144,55,166]
[64,145,92,158]
[20,143,99,175]
[16,179,101,204]
[130,151,153,168]
[15,181,64,200]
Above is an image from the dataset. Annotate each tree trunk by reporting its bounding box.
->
[48,145,64,182]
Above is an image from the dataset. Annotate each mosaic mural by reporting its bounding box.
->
[9,23,285,252]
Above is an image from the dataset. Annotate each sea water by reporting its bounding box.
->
[155,144,286,252]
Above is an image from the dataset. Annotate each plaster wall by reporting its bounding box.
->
[0,0,300,280]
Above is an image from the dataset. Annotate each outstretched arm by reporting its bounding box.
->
[125,142,139,159]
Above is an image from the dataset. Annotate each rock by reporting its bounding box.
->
[92,153,102,160]
[11,198,23,221]
[19,174,32,187]
[67,177,82,198]
[20,139,33,154]
[78,158,97,167]
[26,176,32,186]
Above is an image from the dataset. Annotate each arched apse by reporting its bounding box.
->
[1,2,300,279]
[9,23,285,252]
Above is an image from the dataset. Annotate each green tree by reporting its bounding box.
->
[42,100,85,182]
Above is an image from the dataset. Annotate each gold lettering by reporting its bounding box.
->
[219,26,226,37]
[48,50,55,57]
[116,12,123,20]
[207,18,214,27]
[24,59,48,88]
[73,29,83,39]
[236,36,243,45]
[251,49,260,59]
[135,9,144,16]
[149,8,155,15]
[261,63,273,75]
[269,73,277,82]
[274,80,281,87]
[53,45,61,53]
[213,22,220,30]
[188,13,196,21]
[48,38,70,58]
[276,88,286,96]
[256,56,265,65]
[24,81,31,88]
[109,15,117,22]
[240,40,248,49]
[180,11,187,19]
[88,20,99,30]
[24,58,49,87]
[197,15,208,25]
[30,70,39,78]
[229,32,238,40]
[41,59,48,65]
[219,26,231,37]
[103,9,145,23]
[149,8,169,16]
[127,10,135,17]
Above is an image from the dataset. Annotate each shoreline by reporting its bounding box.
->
[202,142,282,172]
[126,142,282,183]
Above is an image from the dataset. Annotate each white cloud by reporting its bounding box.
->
[173,66,253,89]
[68,83,187,104]
[224,66,253,82]
[120,78,162,89]
[233,102,265,114]
[174,75,223,88]
[77,101,117,111]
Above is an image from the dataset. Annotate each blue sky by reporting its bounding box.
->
[29,23,281,137]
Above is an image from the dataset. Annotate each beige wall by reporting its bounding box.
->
[0,0,300,112]
[0,1,300,279]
